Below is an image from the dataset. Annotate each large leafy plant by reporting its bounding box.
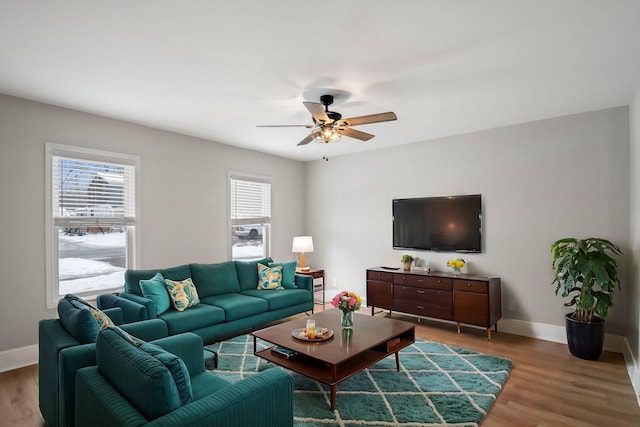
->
[551,237,622,322]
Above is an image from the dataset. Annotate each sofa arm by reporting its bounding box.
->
[147,369,294,427]
[152,333,204,376]
[118,291,156,319]
[102,307,124,325]
[38,319,81,427]
[58,343,99,427]
[294,273,313,292]
[120,318,168,342]
[75,366,148,426]
[98,294,148,323]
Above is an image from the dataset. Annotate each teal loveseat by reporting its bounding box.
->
[75,327,294,426]
[116,258,314,343]
[39,295,170,427]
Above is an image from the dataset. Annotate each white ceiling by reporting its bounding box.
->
[1,1,640,161]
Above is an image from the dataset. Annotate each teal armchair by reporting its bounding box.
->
[75,329,294,426]
[39,295,168,427]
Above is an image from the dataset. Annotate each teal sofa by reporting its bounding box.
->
[39,296,170,427]
[75,327,294,426]
[117,258,314,343]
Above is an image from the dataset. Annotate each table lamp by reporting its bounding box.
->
[292,236,314,270]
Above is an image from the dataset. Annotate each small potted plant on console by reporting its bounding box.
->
[550,237,622,360]
[401,254,415,271]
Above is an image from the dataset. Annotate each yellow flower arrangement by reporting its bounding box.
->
[447,258,465,275]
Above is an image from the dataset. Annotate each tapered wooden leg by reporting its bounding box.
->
[457,322,461,334]
[395,352,400,371]
[330,385,337,411]
[487,328,491,341]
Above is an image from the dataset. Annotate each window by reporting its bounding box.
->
[45,143,139,308]
[229,173,271,260]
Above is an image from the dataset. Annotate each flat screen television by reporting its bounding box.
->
[393,194,482,253]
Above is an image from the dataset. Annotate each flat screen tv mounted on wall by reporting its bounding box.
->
[393,194,482,253]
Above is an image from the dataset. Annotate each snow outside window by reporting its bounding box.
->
[230,173,271,261]
[45,143,139,309]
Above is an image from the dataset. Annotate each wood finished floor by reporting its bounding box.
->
[2,306,639,426]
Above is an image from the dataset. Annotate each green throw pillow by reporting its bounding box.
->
[269,261,298,289]
[58,294,114,343]
[140,272,171,315]
[257,264,283,290]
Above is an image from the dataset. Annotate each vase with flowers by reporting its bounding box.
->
[447,258,465,276]
[331,290,362,329]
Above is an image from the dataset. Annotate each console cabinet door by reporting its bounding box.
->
[453,279,489,327]
[367,280,393,310]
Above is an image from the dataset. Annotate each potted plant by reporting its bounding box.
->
[550,237,622,360]
[400,254,415,271]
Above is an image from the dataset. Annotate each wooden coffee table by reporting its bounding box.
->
[252,309,415,410]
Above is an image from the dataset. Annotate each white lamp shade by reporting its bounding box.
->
[292,236,314,253]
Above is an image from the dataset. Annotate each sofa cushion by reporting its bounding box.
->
[235,257,273,291]
[257,264,283,290]
[140,272,171,315]
[124,264,191,296]
[242,289,311,311]
[96,327,187,420]
[57,294,114,343]
[190,261,240,297]
[159,303,226,335]
[165,278,200,312]
[269,261,297,289]
[200,294,268,321]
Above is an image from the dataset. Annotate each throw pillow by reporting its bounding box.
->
[140,272,171,315]
[59,294,114,343]
[257,264,283,290]
[269,261,297,289]
[138,341,194,406]
[164,278,200,312]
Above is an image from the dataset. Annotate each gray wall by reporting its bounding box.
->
[0,94,306,351]
[305,107,631,335]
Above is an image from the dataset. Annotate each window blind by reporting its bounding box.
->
[230,175,271,226]
[52,155,136,227]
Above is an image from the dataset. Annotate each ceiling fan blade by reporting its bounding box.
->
[338,127,375,141]
[297,131,319,146]
[303,101,330,123]
[340,112,397,127]
[256,124,314,128]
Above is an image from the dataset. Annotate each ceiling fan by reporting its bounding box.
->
[258,94,397,146]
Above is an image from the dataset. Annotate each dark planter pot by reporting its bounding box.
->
[565,313,605,360]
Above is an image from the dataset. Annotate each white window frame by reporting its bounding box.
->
[229,171,272,260]
[45,143,140,309]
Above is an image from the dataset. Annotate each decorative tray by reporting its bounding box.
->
[292,327,334,341]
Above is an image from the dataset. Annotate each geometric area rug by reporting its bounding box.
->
[205,334,512,427]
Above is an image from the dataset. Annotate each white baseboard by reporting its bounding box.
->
[622,338,640,406]
[0,344,38,373]
[497,318,624,353]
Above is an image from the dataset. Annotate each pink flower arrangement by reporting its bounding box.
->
[331,291,362,312]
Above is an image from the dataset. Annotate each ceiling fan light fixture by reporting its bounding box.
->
[315,126,341,143]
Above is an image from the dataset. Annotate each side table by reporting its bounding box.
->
[296,267,325,305]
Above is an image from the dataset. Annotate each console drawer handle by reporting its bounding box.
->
[417,279,423,283]
[417,290,425,294]
[417,305,424,309]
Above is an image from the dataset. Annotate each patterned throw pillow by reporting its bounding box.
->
[257,264,283,290]
[269,261,297,289]
[164,278,200,312]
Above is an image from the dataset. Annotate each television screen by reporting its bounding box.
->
[393,194,482,252]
